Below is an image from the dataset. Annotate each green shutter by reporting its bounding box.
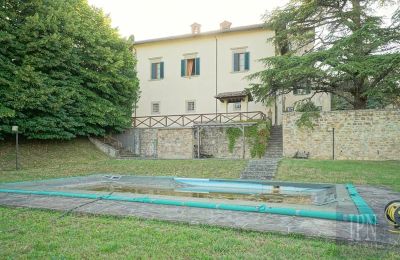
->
[233,53,239,71]
[244,52,250,70]
[195,58,200,75]
[181,59,186,77]
[160,62,164,79]
[151,63,156,79]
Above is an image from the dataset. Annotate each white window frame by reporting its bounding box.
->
[293,89,311,95]
[231,47,248,73]
[149,57,163,80]
[186,100,196,113]
[182,53,199,78]
[151,101,160,114]
[233,102,241,111]
[150,62,162,80]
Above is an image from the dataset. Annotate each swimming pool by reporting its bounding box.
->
[0,174,377,224]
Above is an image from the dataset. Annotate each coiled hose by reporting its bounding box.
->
[385,200,400,233]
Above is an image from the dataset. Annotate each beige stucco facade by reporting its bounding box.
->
[134,24,331,125]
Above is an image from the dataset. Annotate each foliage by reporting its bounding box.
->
[331,94,354,111]
[295,101,321,129]
[245,121,271,158]
[225,120,271,158]
[248,0,400,110]
[226,127,242,153]
[332,92,396,110]
[0,0,139,139]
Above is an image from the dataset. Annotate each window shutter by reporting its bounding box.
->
[195,58,200,75]
[151,63,156,79]
[160,62,164,79]
[181,59,186,77]
[233,53,239,72]
[244,52,250,70]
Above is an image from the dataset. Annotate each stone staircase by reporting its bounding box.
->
[101,136,138,159]
[264,125,283,159]
[240,126,283,180]
[118,149,138,159]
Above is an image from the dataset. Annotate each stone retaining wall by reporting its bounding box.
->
[88,137,119,158]
[196,128,251,159]
[282,109,400,160]
[112,127,252,159]
[157,128,194,159]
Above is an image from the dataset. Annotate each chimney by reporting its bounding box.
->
[191,23,201,34]
[220,20,232,30]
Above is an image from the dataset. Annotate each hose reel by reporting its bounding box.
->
[385,200,400,233]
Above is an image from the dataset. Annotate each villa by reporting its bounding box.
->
[133,21,331,126]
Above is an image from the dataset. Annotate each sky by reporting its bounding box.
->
[87,0,398,41]
[87,0,289,40]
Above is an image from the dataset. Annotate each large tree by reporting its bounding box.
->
[249,0,400,109]
[0,0,139,139]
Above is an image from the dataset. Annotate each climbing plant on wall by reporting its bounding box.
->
[225,120,272,158]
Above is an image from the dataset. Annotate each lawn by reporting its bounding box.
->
[0,138,399,258]
[277,159,400,192]
[0,138,246,183]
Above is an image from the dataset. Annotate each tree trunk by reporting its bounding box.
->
[353,94,368,109]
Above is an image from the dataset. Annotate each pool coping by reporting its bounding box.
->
[0,175,377,224]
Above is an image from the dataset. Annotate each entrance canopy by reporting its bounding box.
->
[215,90,253,103]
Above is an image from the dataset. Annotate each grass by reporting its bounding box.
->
[277,159,400,192]
[1,207,398,259]
[0,138,246,183]
[0,138,399,258]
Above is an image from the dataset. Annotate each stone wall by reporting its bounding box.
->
[282,109,400,160]
[113,128,138,154]
[195,128,251,159]
[157,128,194,159]
[114,128,158,158]
[111,126,259,159]
[139,129,158,158]
[88,137,119,158]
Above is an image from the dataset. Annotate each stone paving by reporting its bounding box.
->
[0,185,398,246]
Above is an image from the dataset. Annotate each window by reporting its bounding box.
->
[233,102,241,111]
[151,102,160,114]
[186,100,196,113]
[293,88,311,95]
[151,62,164,80]
[181,58,200,77]
[233,52,250,72]
[286,107,294,112]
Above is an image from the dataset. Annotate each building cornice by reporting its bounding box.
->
[134,23,267,45]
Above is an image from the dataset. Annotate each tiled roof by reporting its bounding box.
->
[215,90,253,101]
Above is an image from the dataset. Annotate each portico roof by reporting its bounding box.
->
[215,90,253,103]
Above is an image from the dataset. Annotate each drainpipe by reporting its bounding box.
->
[215,36,218,115]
